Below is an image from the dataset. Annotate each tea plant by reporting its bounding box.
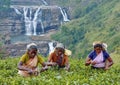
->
[0,56,119,85]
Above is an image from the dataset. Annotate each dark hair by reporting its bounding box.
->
[94,44,102,49]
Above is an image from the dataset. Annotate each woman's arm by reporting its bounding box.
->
[47,53,57,66]
[107,57,114,66]
[64,56,70,71]
[18,61,33,73]
[41,62,57,68]
[104,57,114,70]
[85,57,92,66]
[40,62,57,72]
[107,57,113,67]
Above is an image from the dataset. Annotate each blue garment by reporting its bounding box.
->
[88,50,110,62]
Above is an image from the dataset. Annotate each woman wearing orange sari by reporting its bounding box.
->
[48,43,70,71]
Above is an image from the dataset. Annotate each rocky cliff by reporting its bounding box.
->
[0,0,70,57]
[3,5,62,36]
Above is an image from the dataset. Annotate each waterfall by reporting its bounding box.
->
[48,42,55,54]
[23,7,32,35]
[12,5,70,36]
[33,7,41,35]
[30,8,32,20]
[14,7,45,36]
[40,21,44,33]
[41,0,48,5]
[59,7,70,22]
[14,8,22,15]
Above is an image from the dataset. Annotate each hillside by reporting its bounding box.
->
[51,0,120,58]
[0,54,119,84]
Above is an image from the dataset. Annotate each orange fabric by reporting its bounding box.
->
[48,52,69,66]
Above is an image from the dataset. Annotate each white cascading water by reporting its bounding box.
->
[13,0,70,36]
[33,7,41,35]
[48,42,55,54]
[14,7,44,35]
[40,20,44,34]
[14,8,22,15]
[23,7,32,35]
[59,7,70,22]
[41,0,48,5]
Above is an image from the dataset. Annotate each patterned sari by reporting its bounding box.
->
[18,56,38,77]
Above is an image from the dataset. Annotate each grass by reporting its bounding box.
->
[0,54,120,85]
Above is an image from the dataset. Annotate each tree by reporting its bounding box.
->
[0,0,10,11]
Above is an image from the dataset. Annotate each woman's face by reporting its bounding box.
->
[95,47,102,54]
[55,48,64,55]
[28,49,37,58]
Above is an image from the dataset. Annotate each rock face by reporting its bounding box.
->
[0,0,70,57]
[11,0,44,5]
[1,30,57,57]
[4,41,50,57]
[9,5,63,36]
[0,0,70,36]
[0,7,69,36]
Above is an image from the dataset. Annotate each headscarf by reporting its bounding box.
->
[93,41,108,51]
[26,43,38,51]
[55,43,65,49]
[55,43,65,54]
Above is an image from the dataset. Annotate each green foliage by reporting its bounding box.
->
[0,0,11,19]
[52,0,120,58]
[0,56,119,85]
[0,0,10,11]
[0,34,9,59]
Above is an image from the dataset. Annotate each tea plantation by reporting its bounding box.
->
[0,54,119,85]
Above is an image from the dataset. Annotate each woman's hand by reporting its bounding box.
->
[104,66,109,70]
[28,69,34,74]
[85,61,91,66]
[52,62,57,66]
[85,57,92,66]
[91,61,97,65]
[28,69,39,76]
[64,67,70,71]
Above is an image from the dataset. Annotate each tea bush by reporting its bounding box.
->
[0,56,119,85]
